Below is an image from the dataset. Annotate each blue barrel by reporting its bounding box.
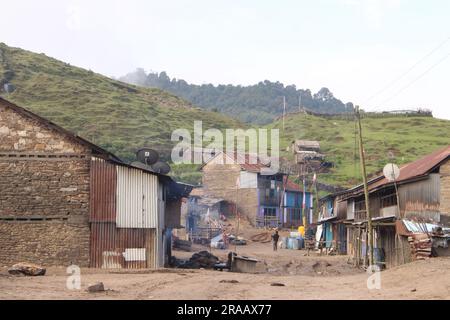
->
[287,238,293,249]
[292,239,300,250]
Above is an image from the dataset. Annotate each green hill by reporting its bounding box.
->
[1,43,449,188]
[0,43,243,166]
[266,112,450,188]
[119,69,354,125]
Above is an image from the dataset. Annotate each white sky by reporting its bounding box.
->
[0,0,449,119]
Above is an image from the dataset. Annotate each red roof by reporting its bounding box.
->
[283,176,305,192]
[347,145,450,196]
[207,151,272,173]
[370,145,449,190]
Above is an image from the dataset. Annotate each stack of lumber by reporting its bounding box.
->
[408,234,432,260]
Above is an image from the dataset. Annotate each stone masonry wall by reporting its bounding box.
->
[0,221,90,267]
[0,103,88,153]
[202,163,259,225]
[0,100,91,266]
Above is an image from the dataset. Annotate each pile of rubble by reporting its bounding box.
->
[8,263,46,276]
[176,251,220,269]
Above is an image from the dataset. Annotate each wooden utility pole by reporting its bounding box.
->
[283,96,286,131]
[355,106,374,267]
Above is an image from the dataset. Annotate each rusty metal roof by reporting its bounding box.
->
[344,145,450,198]
[204,151,273,173]
[293,140,320,149]
[367,145,450,192]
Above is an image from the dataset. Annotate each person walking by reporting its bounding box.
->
[271,229,280,251]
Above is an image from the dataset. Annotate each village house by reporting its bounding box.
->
[0,97,190,269]
[200,151,313,228]
[321,146,450,267]
[317,192,348,254]
[291,140,324,164]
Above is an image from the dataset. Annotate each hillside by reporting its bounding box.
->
[119,69,354,124]
[0,43,243,168]
[266,112,450,188]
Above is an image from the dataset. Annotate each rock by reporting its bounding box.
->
[87,282,105,293]
[270,282,285,287]
[8,263,46,276]
[220,280,239,284]
[411,288,417,292]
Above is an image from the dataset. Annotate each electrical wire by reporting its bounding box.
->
[364,36,450,105]
[379,51,450,106]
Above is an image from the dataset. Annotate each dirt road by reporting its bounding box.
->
[1,242,449,300]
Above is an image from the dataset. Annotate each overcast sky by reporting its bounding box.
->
[1,0,449,119]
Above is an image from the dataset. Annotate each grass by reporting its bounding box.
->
[265,113,450,188]
[1,42,449,188]
[0,43,243,163]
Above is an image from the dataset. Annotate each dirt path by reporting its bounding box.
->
[1,245,449,299]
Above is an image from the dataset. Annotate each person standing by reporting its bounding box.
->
[271,230,280,251]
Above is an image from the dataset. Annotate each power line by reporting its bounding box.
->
[379,51,450,106]
[364,36,450,105]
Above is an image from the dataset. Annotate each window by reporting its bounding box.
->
[355,200,366,212]
[381,194,397,208]
[287,208,302,221]
[263,207,277,217]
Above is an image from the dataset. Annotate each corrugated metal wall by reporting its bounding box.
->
[89,159,164,269]
[90,223,158,269]
[116,166,158,228]
[398,174,440,217]
[90,158,116,222]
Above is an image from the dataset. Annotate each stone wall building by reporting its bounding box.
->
[201,151,291,227]
[0,97,188,268]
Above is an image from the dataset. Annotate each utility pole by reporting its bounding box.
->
[283,96,286,131]
[355,106,373,267]
[299,95,302,112]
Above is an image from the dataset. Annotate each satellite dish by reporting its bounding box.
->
[130,161,153,172]
[151,161,171,175]
[136,148,159,165]
[383,163,400,182]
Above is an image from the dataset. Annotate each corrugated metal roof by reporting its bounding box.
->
[283,176,306,192]
[293,140,321,149]
[367,146,450,192]
[402,219,437,234]
[204,151,272,173]
[342,146,450,198]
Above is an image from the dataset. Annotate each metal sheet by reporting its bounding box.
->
[90,158,116,222]
[90,223,160,269]
[116,166,158,228]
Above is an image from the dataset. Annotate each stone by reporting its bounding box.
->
[87,282,105,293]
[270,282,285,287]
[0,126,10,135]
[220,280,239,284]
[8,263,46,276]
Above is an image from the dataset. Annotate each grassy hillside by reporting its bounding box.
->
[0,43,243,164]
[266,113,450,188]
[1,43,448,188]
